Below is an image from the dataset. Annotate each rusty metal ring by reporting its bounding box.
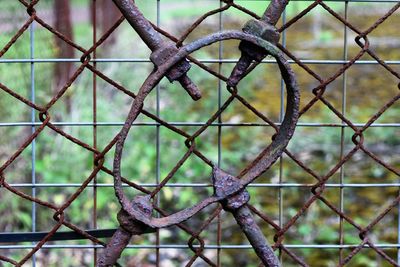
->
[113,30,299,228]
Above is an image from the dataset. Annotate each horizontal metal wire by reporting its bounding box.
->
[1,244,399,250]
[0,122,398,127]
[5,183,400,188]
[241,0,400,2]
[1,58,400,65]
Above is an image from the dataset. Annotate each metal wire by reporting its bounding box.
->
[2,58,400,64]
[0,0,399,266]
[1,244,400,250]
[29,15,37,267]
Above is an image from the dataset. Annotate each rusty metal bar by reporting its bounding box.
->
[232,205,280,267]
[112,0,201,100]
[262,0,289,25]
[227,0,288,86]
[112,0,162,50]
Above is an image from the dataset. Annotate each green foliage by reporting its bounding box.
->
[0,1,399,266]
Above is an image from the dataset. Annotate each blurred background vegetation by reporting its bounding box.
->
[0,0,399,266]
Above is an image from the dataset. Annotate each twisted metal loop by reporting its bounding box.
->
[105,30,299,266]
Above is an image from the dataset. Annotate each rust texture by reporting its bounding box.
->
[113,0,201,100]
[227,0,288,87]
[103,1,296,266]
[0,0,399,266]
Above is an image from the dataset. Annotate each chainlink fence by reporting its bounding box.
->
[0,0,399,266]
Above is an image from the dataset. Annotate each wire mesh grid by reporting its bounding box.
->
[0,0,399,266]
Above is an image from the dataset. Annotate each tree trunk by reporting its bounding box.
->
[54,0,74,115]
[91,0,120,50]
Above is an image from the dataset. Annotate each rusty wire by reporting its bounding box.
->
[0,0,399,266]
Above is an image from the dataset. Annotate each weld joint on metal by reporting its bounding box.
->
[243,19,280,46]
[212,167,250,211]
[236,19,280,64]
[150,43,201,101]
[118,195,155,234]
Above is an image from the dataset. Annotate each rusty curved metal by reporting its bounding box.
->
[97,1,297,266]
[98,30,299,267]
[112,30,299,228]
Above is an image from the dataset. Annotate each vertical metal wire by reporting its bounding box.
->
[155,0,161,266]
[397,45,400,264]
[92,1,98,265]
[398,187,400,263]
[217,1,223,265]
[398,176,400,261]
[278,7,287,264]
[339,1,349,262]
[29,17,36,267]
